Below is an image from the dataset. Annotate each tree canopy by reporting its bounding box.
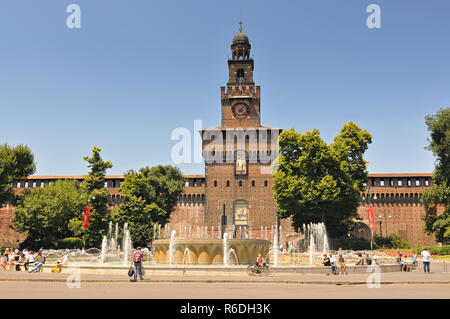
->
[422,107,450,243]
[14,180,87,249]
[0,144,36,206]
[79,146,113,247]
[273,122,372,238]
[114,165,186,246]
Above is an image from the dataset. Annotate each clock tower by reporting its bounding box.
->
[221,22,261,129]
[201,23,281,240]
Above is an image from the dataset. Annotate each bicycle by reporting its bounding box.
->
[247,263,271,276]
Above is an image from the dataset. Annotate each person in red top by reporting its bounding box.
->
[256,253,264,267]
[255,253,265,274]
[132,247,144,281]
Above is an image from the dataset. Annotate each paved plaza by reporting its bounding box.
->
[0,260,448,299]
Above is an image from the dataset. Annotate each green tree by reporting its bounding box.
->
[13,180,87,249]
[422,107,450,243]
[114,165,186,246]
[77,146,113,247]
[0,144,36,206]
[273,122,372,238]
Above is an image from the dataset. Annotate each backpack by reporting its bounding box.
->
[15,264,21,271]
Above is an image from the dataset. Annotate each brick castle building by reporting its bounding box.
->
[0,28,439,248]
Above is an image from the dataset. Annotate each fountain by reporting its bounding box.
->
[100,236,107,263]
[153,229,270,265]
[272,225,279,266]
[223,233,229,266]
[168,230,176,265]
[182,248,191,265]
[122,226,132,265]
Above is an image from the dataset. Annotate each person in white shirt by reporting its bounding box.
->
[372,253,379,265]
[329,253,337,275]
[421,248,431,273]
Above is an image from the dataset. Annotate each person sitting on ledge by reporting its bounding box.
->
[338,254,347,275]
[365,253,372,265]
[29,253,44,273]
[52,253,67,273]
[372,252,379,265]
[321,253,332,275]
[1,248,9,270]
[355,253,364,265]
[400,254,409,272]
[329,253,337,275]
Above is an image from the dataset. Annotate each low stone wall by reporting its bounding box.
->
[40,264,402,276]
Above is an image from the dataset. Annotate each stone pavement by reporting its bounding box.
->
[0,260,448,285]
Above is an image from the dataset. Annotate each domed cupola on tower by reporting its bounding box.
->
[231,21,251,60]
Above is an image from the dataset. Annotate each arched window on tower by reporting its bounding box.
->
[236,69,245,82]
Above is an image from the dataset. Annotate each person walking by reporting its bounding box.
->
[421,248,431,273]
[132,247,145,281]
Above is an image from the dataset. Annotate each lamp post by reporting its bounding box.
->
[363,190,377,251]
[377,215,383,238]
[387,214,392,237]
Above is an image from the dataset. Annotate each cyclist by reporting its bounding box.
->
[255,253,264,274]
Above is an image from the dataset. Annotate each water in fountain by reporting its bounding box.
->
[309,233,315,265]
[168,230,176,265]
[302,222,329,265]
[182,248,191,264]
[101,236,107,263]
[228,248,239,264]
[223,233,229,266]
[272,226,279,266]
[112,222,118,251]
[122,227,132,265]
[108,221,112,245]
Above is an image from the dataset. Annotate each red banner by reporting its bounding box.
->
[368,206,375,230]
[83,205,90,229]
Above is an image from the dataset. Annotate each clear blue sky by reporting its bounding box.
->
[1,0,449,176]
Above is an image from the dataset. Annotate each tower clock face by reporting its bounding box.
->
[232,103,250,119]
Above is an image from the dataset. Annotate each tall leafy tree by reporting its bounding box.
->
[0,144,36,206]
[114,165,186,246]
[14,180,87,249]
[273,122,372,238]
[422,108,450,243]
[80,146,113,247]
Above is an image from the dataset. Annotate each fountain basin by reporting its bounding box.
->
[153,238,271,265]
